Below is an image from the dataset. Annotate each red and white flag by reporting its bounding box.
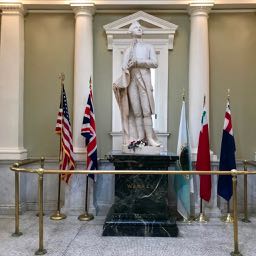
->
[196,97,211,202]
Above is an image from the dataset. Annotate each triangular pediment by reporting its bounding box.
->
[104,11,178,50]
[103,11,178,33]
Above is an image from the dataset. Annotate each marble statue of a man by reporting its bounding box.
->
[113,21,160,148]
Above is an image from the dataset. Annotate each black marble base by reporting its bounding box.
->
[103,203,178,237]
[103,152,179,237]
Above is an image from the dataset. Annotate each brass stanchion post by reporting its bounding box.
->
[78,175,94,221]
[195,198,208,223]
[36,158,45,217]
[40,157,45,169]
[12,172,22,237]
[35,172,47,255]
[231,172,242,256]
[241,160,250,223]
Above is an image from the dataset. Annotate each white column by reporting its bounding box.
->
[188,2,220,217]
[188,2,213,153]
[62,4,95,215]
[71,4,95,161]
[0,4,27,160]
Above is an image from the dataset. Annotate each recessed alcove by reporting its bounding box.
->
[104,11,178,151]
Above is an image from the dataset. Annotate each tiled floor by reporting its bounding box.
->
[0,212,255,256]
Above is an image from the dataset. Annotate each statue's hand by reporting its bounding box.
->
[127,60,134,69]
[127,58,136,69]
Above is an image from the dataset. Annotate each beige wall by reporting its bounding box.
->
[209,13,256,160]
[23,12,256,160]
[24,13,74,157]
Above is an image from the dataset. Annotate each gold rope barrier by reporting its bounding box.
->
[12,172,22,237]
[11,167,256,175]
[10,163,256,256]
[231,172,242,256]
[35,171,47,255]
[11,158,45,238]
[36,158,45,217]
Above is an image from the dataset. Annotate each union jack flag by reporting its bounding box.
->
[217,99,236,201]
[56,85,75,183]
[81,78,97,180]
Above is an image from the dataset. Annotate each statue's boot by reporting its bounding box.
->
[122,114,130,146]
[144,117,161,147]
[123,133,130,146]
[135,117,145,141]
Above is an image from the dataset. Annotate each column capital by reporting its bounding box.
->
[0,3,25,16]
[188,2,214,17]
[70,3,95,18]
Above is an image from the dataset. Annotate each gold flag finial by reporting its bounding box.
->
[89,76,92,90]
[203,95,206,106]
[227,88,230,99]
[58,73,65,86]
[182,88,185,101]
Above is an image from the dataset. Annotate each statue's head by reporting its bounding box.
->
[128,21,143,37]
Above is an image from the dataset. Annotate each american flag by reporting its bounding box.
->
[81,79,97,180]
[56,85,75,183]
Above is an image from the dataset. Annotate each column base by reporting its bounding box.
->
[0,202,26,215]
[0,147,27,160]
[73,147,86,161]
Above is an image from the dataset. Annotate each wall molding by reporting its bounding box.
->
[25,8,256,14]
[0,0,255,12]
[0,202,26,215]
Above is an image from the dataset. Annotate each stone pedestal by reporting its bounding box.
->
[122,145,164,155]
[62,161,95,215]
[102,152,178,237]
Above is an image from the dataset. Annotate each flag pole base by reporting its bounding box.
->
[241,218,251,223]
[35,249,47,255]
[50,211,66,221]
[195,213,209,223]
[36,212,45,217]
[12,231,23,237]
[221,213,233,223]
[78,212,94,221]
[181,217,194,224]
[230,251,243,256]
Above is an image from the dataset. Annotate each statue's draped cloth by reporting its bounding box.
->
[113,68,156,143]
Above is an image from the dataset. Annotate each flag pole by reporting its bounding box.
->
[179,90,193,224]
[195,95,209,223]
[221,200,233,223]
[220,89,234,223]
[50,73,67,221]
[195,198,209,223]
[182,88,185,101]
[78,77,94,221]
[78,175,94,221]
